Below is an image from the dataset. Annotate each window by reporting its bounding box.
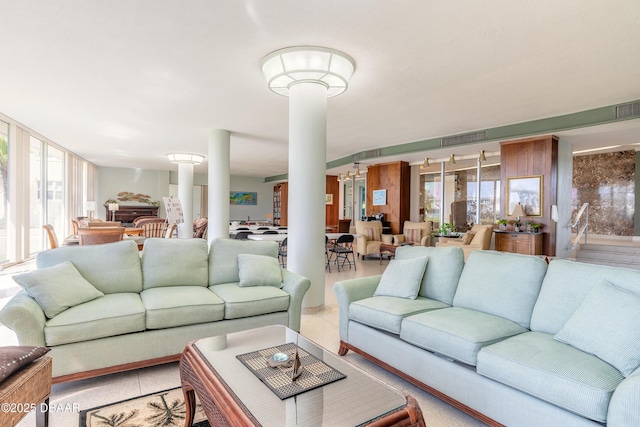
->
[0,120,8,262]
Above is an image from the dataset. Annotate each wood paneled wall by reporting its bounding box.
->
[326,176,339,231]
[366,161,411,235]
[500,135,558,256]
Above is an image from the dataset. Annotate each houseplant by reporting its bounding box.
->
[496,219,508,231]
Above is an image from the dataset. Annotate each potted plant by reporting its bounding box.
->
[530,223,542,233]
[435,222,455,237]
[496,219,508,231]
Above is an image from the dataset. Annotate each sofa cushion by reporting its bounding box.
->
[238,254,283,288]
[142,238,209,289]
[13,261,104,318]
[350,296,448,335]
[394,246,464,305]
[477,332,623,423]
[531,259,640,334]
[400,307,527,365]
[44,293,145,346]
[140,286,225,329]
[453,251,547,328]
[364,227,381,242]
[374,256,428,299]
[209,238,279,286]
[554,281,640,377]
[210,283,289,319]
[36,240,143,294]
[405,228,421,244]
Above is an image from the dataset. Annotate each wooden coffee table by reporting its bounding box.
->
[379,242,414,264]
[180,325,425,426]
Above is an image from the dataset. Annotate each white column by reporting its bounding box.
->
[288,82,327,311]
[208,129,231,243]
[178,162,194,238]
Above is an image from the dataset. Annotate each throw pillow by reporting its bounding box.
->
[405,228,421,244]
[461,231,476,245]
[364,227,380,242]
[238,254,283,288]
[13,261,104,318]
[0,346,50,383]
[374,256,429,299]
[554,281,640,377]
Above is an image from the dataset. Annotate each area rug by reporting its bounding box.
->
[79,387,209,427]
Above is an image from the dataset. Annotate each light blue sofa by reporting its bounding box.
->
[0,238,310,382]
[334,246,640,427]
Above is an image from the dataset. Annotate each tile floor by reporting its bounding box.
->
[1,253,486,427]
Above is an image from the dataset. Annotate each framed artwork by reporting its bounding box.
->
[372,189,387,206]
[325,194,333,205]
[506,175,543,216]
[230,191,257,205]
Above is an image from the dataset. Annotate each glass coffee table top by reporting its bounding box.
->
[193,325,409,426]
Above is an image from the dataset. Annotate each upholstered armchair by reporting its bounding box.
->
[393,221,433,246]
[355,220,384,260]
[435,224,494,260]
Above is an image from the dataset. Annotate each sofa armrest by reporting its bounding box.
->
[281,269,311,332]
[392,234,404,245]
[608,367,640,426]
[420,235,431,246]
[0,291,47,346]
[333,275,381,342]
[381,234,393,244]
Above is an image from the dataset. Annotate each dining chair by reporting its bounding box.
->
[325,235,331,272]
[71,219,79,235]
[263,230,279,235]
[234,231,253,240]
[141,221,167,238]
[88,221,122,227]
[235,227,250,231]
[78,227,125,245]
[329,234,356,272]
[42,225,59,249]
[257,226,270,230]
[278,237,288,267]
[164,223,177,238]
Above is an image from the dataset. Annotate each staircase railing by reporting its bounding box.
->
[570,203,589,249]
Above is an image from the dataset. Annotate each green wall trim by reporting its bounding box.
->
[264,100,640,182]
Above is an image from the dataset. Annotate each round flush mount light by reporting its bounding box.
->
[261,46,356,97]
[166,153,205,165]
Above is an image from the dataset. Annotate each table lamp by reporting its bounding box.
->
[511,203,526,231]
[108,203,119,221]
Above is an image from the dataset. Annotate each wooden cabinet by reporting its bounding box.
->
[104,205,158,225]
[273,183,288,227]
[365,161,411,235]
[495,231,543,255]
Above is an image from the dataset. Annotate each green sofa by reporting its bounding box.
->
[0,238,310,382]
[334,246,640,427]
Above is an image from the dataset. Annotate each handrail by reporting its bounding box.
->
[570,203,589,249]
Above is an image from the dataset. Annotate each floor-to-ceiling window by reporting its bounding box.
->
[0,120,9,262]
[30,137,44,252]
[46,146,65,240]
[420,155,501,230]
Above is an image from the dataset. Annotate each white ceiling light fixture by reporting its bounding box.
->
[166,153,205,165]
[261,46,356,97]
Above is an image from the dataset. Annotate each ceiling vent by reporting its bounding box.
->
[441,131,486,147]
[352,149,381,161]
[616,102,640,119]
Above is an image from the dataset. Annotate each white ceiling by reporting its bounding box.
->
[1,1,640,177]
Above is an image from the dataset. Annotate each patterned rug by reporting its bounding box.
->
[79,387,209,427]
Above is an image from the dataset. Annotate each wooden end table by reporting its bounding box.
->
[180,325,425,427]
